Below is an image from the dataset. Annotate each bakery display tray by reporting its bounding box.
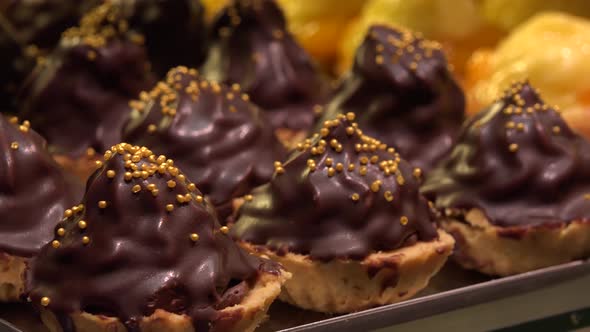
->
[2,259,589,332]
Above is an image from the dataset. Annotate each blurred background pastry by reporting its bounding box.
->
[232,114,454,313]
[320,25,465,173]
[423,82,590,276]
[20,2,155,180]
[29,143,289,332]
[202,0,330,148]
[124,66,286,223]
[466,12,590,140]
[0,115,80,302]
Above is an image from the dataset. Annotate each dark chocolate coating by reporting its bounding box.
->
[202,0,329,132]
[20,3,155,157]
[124,66,286,221]
[232,114,439,261]
[0,115,81,257]
[320,25,465,173]
[29,143,277,330]
[111,0,208,77]
[422,82,590,227]
[0,0,100,110]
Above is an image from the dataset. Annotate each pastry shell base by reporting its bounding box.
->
[39,270,291,332]
[0,253,27,302]
[53,154,99,182]
[442,208,590,276]
[239,229,454,314]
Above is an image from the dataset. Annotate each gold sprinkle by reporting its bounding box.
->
[151,189,159,197]
[506,121,515,129]
[509,143,519,152]
[516,123,525,131]
[98,201,107,209]
[124,172,133,181]
[584,194,590,200]
[220,226,230,234]
[132,185,141,193]
[51,240,60,249]
[346,112,355,121]
[384,191,394,202]
[370,180,381,192]
[351,193,360,201]
[190,233,199,242]
[147,124,157,134]
[348,164,355,171]
[166,204,174,212]
[56,228,65,236]
[106,170,116,178]
[195,195,204,203]
[327,167,335,177]
[64,209,73,218]
[400,216,409,225]
[10,142,18,150]
[95,160,103,168]
[553,126,561,134]
[82,236,90,245]
[275,166,285,175]
[176,194,185,203]
[244,195,253,201]
[187,183,196,192]
[413,168,422,179]
[78,220,87,229]
[167,180,176,188]
[40,297,50,307]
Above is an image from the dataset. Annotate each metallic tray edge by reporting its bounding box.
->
[281,260,590,332]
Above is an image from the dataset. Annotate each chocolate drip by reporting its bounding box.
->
[29,143,278,329]
[0,115,81,257]
[320,25,465,172]
[203,0,329,131]
[422,82,590,227]
[20,3,155,157]
[124,67,286,221]
[110,0,208,76]
[232,114,438,261]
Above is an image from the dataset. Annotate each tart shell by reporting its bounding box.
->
[442,209,590,276]
[239,230,454,314]
[0,253,27,302]
[39,270,291,332]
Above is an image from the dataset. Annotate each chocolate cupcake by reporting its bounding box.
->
[320,25,465,173]
[124,66,286,223]
[20,2,155,180]
[422,82,590,276]
[110,0,208,76]
[0,0,101,110]
[0,115,80,302]
[232,113,454,313]
[202,0,330,148]
[28,143,290,332]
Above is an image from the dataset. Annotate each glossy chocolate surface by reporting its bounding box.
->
[124,66,286,221]
[112,0,208,76]
[0,116,80,257]
[29,143,276,330]
[232,114,438,261]
[321,25,465,173]
[20,3,155,157]
[422,82,590,227]
[203,0,329,131]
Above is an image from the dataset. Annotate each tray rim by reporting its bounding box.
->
[280,259,590,332]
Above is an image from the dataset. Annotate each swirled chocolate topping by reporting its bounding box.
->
[202,0,329,131]
[20,3,155,157]
[422,82,590,227]
[232,113,439,261]
[320,25,465,172]
[0,116,81,257]
[29,143,277,330]
[0,0,100,110]
[124,66,286,221]
[110,0,207,76]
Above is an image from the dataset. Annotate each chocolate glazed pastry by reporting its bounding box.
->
[422,82,590,276]
[0,0,101,111]
[28,143,290,332]
[0,115,81,302]
[110,0,208,76]
[320,25,465,173]
[20,2,155,180]
[202,0,330,147]
[124,66,286,223]
[232,113,454,313]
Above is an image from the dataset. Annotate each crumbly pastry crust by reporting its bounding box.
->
[442,209,590,276]
[39,271,291,332]
[274,128,308,150]
[52,154,99,182]
[0,253,27,302]
[239,230,454,314]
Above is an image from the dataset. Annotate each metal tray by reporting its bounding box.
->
[2,260,589,332]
